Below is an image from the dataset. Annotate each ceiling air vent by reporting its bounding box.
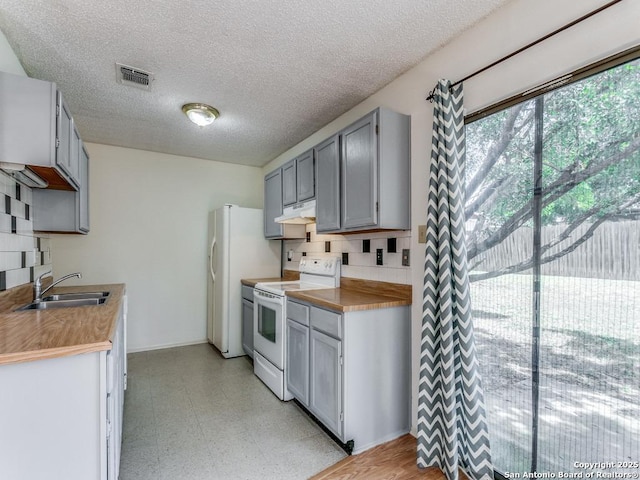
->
[115,63,153,90]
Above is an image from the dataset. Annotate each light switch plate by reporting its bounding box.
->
[402,249,410,266]
[418,224,427,243]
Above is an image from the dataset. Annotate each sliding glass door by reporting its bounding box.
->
[466,57,640,474]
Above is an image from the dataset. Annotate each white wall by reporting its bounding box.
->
[0,28,25,75]
[51,144,264,351]
[262,0,640,434]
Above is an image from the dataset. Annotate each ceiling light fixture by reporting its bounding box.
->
[181,103,220,127]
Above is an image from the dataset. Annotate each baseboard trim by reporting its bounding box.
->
[127,339,209,353]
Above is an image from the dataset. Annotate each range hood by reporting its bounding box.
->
[275,199,316,224]
[0,163,49,188]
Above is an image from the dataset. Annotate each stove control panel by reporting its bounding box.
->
[299,257,340,277]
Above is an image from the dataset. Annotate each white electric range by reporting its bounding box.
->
[253,257,341,400]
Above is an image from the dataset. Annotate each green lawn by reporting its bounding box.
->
[470,274,640,474]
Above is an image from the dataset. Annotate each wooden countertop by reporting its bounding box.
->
[244,274,412,313]
[241,269,300,287]
[241,277,285,287]
[0,283,126,366]
[286,287,411,312]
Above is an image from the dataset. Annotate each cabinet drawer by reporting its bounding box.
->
[241,285,254,302]
[311,307,341,339]
[287,300,309,326]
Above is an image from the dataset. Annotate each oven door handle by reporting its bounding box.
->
[254,291,284,306]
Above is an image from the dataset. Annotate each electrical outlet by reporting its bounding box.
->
[342,252,349,265]
[325,241,331,252]
[376,248,383,266]
[363,239,371,253]
[387,238,397,253]
[418,224,427,244]
[402,249,410,266]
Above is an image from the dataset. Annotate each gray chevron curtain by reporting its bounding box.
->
[417,80,493,480]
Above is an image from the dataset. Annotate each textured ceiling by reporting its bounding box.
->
[0,1,512,167]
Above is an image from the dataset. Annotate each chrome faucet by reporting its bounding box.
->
[33,271,82,302]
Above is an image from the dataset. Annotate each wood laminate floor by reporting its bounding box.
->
[310,434,447,480]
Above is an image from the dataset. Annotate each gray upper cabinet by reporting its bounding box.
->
[282,149,315,207]
[316,107,411,233]
[341,112,377,229]
[282,159,297,206]
[78,144,90,232]
[32,139,90,234]
[0,71,80,190]
[315,134,341,232]
[264,165,307,239]
[264,168,284,238]
[68,122,82,184]
[296,149,315,202]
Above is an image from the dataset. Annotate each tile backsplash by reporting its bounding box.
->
[283,224,411,284]
[0,172,51,291]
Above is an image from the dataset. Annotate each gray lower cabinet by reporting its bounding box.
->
[286,300,310,405]
[241,285,254,358]
[310,327,342,437]
[286,319,310,405]
[315,107,411,233]
[286,298,411,454]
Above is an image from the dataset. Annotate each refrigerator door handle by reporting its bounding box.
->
[209,236,217,282]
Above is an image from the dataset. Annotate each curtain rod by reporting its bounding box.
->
[426,0,624,102]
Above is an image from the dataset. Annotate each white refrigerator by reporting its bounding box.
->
[207,204,280,358]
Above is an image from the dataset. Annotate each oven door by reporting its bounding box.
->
[253,289,285,370]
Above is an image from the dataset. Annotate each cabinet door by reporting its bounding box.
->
[69,122,82,182]
[264,169,284,238]
[341,112,377,229]
[315,135,341,232]
[310,329,342,438]
[55,91,76,186]
[78,145,90,233]
[242,299,254,358]
[296,149,315,202]
[286,319,310,406]
[282,159,297,206]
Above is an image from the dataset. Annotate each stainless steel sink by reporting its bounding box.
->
[16,297,107,311]
[42,291,110,301]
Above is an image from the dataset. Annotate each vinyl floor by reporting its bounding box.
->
[119,343,347,480]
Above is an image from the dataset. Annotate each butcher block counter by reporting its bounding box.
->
[243,272,411,312]
[0,283,126,366]
[286,277,412,312]
[241,269,300,287]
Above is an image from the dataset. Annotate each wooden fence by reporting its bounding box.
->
[469,220,640,281]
